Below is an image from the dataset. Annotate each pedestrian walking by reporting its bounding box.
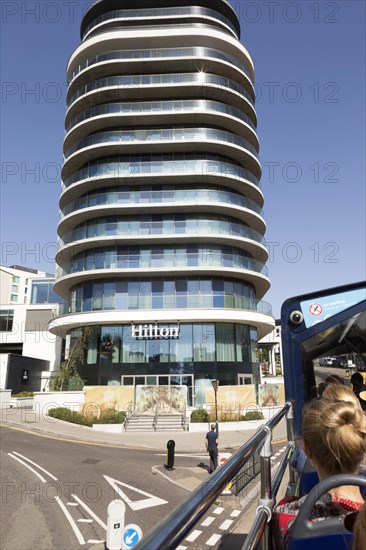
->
[205,423,218,474]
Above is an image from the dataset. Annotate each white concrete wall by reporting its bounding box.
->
[33,391,85,415]
[0,389,12,408]
[0,355,9,389]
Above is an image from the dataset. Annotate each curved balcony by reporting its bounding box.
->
[58,246,268,276]
[67,47,255,99]
[59,216,264,247]
[82,6,239,41]
[62,155,261,192]
[61,186,263,218]
[64,101,257,154]
[58,286,272,315]
[68,71,254,111]
[65,126,258,158]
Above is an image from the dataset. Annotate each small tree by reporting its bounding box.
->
[51,328,89,391]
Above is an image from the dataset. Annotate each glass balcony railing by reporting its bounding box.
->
[69,47,252,85]
[60,217,264,246]
[67,72,254,108]
[61,187,262,218]
[57,248,268,277]
[65,127,258,159]
[57,293,272,316]
[83,6,238,39]
[63,157,260,190]
[65,99,256,133]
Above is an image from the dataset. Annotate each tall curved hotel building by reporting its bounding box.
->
[50,0,274,403]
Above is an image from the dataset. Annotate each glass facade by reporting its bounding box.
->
[71,323,258,388]
[0,310,14,332]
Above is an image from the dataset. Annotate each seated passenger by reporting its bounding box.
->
[322,383,362,408]
[274,397,366,547]
[351,372,366,412]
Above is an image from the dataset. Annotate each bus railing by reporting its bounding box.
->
[136,402,293,550]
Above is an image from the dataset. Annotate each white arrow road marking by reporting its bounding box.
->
[12,452,58,480]
[126,532,138,545]
[71,494,107,530]
[8,453,47,482]
[103,475,168,511]
[54,496,85,545]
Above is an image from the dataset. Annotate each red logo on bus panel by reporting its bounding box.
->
[309,303,323,316]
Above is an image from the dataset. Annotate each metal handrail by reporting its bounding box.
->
[153,403,159,431]
[136,402,291,550]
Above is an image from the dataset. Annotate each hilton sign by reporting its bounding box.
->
[131,323,180,339]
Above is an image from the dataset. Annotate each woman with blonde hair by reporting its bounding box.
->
[322,383,362,409]
[274,397,366,547]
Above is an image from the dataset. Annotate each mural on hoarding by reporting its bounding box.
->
[135,385,187,415]
[258,384,283,407]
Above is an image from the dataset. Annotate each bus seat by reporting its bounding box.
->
[289,447,319,496]
[287,474,366,550]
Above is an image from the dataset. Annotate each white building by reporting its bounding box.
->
[49,0,275,405]
[0,266,63,392]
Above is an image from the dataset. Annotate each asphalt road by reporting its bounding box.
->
[0,426,286,550]
[0,425,189,549]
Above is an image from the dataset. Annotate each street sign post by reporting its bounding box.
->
[106,500,126,550]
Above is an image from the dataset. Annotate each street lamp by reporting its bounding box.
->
[211,379,219,436]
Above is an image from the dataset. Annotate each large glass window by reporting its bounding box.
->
[0,310,14,332]
[193,324,215,361]
[217,324,236,361]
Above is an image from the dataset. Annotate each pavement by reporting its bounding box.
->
[0,406,288,549]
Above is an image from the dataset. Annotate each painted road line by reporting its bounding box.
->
[213,506,224,515]
[206,534,222,546]
[230,510,241,518]
[54,496,85,545]
[219,519,233,530]
[8,453,47,482]
[103,475,168,511]
[185,530,202,542]
[87,540,105,545]
[12,451,58,480]
[78,519,93,523]
[71,494,107,530]
[67,503,79,506]
[175,546,187,550]
[201,516,215,527]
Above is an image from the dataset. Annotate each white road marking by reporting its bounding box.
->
[175,546,187,550]
[230,510,241,518]
[54,496,85,545]
[8,453,47,482]
[67,503,79,506]
[213,507,224,515]
[71,494,107,531]
[185,530,202,542]
[201,516,215,527]
[206,534,222,546]
[87,540,105,545]
[78,519,93,523]
[219,519,233,530]
[12,451,58,480]
[103,475,168,511]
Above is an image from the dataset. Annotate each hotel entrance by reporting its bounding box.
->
[121,374,194,406]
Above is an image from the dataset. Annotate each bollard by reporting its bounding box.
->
[106,500,125,550]
[165,439,175,470]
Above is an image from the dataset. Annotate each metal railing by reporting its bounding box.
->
[136,403,292,550]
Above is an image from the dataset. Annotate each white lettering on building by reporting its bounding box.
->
[131,324,180,339]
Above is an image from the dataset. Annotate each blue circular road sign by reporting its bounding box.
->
[122,524,143,549]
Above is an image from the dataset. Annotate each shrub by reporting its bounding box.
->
[240,410,264,421]
[191,408,210,423]
[93,411,126,424]
[47,407,92,427]
[11,391,33,397]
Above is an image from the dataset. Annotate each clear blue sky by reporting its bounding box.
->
[1,0,365,317]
